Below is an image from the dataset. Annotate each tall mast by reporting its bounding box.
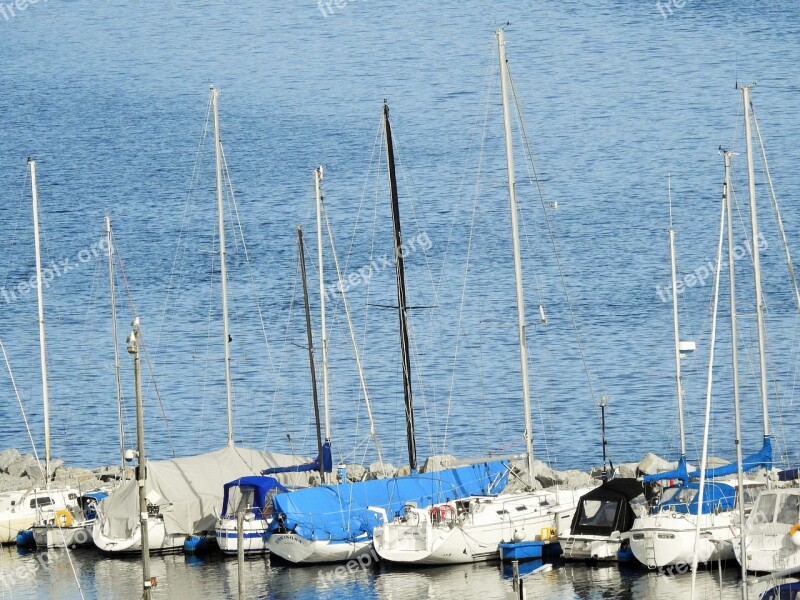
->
[127,318,151,600]
[668,177,687,460]
[741,85,770,439]
[211,85,235,448]
[497,29,535,487]
[314,166,331,444]
[383,102,417,473]
[106,216,126,475]
[723,150,749,596]
[297,226,326,481]
[29,158,51,482]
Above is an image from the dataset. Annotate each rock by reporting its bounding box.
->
[637,453,675,476]
[616,463,639,479]
[705,456,730,469]
[395,465,411,477]
[0,473,33,493]
[24,459,63,481]
[344,463,366,483]
[367,462,396,480]
[530,460,560,487]
[558,469,594,489]
[0,448,21,473]
[420,454,457,473]
[7,454,37,478]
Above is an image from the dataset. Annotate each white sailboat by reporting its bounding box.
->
[1,159,79,546]
[733,85,800,575]
[263,102,512,565]
[372,29,592,566]
[630,89,775,571]
[93,86,312,555]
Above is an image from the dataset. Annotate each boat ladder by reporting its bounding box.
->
[645,535,657,569]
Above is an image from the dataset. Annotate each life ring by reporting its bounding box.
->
[430,504,456,522]
[54,509,73,528]
[789,524,800,537]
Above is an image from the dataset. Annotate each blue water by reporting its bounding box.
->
[1,1,799,597]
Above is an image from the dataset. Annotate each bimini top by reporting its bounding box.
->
[570,478,644,537]
[221,476,289,518]
[267,460,510,543]
[653,481,736,515]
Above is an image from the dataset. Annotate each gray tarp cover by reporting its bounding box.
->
[98,446,311,539]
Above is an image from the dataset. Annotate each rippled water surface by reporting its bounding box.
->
[1,0,799,598]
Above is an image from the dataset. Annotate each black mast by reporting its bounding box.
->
[297,225,326,481]
[383,101,417,473]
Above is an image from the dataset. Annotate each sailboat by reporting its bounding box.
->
[560,478,646,562]
[24,217,124,550]
[214,219,333,555]
[92,86,314,555]
[733,85,799,575]
[0,159,80,546]
[372,29,593,566]
[629,90,774,570]
[262,101,512,564]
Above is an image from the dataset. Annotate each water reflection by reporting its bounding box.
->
[0,545,768,599]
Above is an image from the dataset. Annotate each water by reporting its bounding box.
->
[0,0,799,597]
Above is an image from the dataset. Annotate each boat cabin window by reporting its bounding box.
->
[68,493,78,501]
[777,494,800,525]
[578,499,619,528]
[753,493,777,525]
[227,485,258,515]
[30,497,53,509]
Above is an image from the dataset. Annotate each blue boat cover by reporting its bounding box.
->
[653,481,736,515]
[262,442,333,475]
[267,460,510,542]
[779,467,800,482]
[760,582,800,600]
[689,437,773,479]
[222,476,289,518]
[643,457,690,483]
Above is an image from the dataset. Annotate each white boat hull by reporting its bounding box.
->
[265,532,372,564]
[0,488,79,544]
[628,511,735,570]
[32,523,94,549]
[374,489,589,565]
[215,517,271,554]
[561,534,624,562]
[92,517,185,554]
[735,488,800,573]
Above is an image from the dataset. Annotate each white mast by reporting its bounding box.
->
[314,166,331,444]
[211,85,235,448]
[741,85,770,439]
[689,171,726,592]
[497,29,535,487]
[722,150,749,597]
[668,177,687,459]
[29,158,51,482]
[105,216,126,475]
[322,209,384,465]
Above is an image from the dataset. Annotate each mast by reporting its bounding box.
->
[322,209,384,465]
[297,225,326,482]
[497,28,535,487]
[29,158,51,482]
[211,85,235,448]
[383,102,417,473]
[741,85,771,440]
[724,149,749,596]
[689,169,726,590]
[127,318,151,600]
[106,216,126,475]
[668,177,687,460]
[314,166,332,445]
